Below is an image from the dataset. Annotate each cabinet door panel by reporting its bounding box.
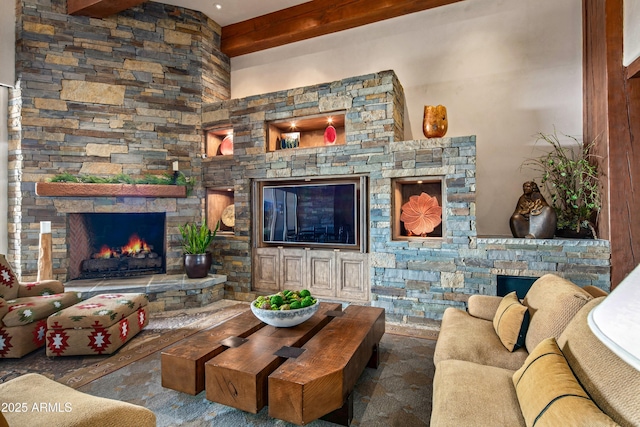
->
[282,248,305,290]
[337,252,369,301]
[253,248,280,292]
[307,251,334,297]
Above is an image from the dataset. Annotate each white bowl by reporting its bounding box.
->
[250,300,319,327]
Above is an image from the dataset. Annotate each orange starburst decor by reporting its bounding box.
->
[400,192,442,236]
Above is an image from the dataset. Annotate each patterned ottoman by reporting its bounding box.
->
[46,293,149,357]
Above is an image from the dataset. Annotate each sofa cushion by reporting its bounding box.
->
[493,291,530,351]
[523,274,592,353]
[48,293,148,329]
[467,294,503,320]
[17,279,65,297]
[434,307,529,370]
[512,337,618,427]
[558,298,640,426]
[0,254,19,300]
[2,293,80,327]
[0,298,8,323]
[431,359,525,427]
[0,373,155,427]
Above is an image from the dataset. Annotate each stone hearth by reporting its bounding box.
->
[65,274,227,312]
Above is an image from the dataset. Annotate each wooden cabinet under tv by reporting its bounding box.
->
[252,247,369,302]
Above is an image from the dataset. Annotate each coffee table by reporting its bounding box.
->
[161,302,385,426]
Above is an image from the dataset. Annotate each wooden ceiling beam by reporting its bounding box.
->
[221,0,464,57]
[627,56,640,79]
[67,0,147,18]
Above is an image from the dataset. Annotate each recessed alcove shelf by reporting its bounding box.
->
[207,188,234,234]
[392,177,444,240]
[205,127,233,157]
[267,113,345,152]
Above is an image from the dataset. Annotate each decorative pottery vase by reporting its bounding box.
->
[324,125,337,145]
[423,105,448,138]
[555,226,594,239]
[219,135,233,155]
[184,252,212,278]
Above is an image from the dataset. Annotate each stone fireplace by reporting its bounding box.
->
[8,1,230,281]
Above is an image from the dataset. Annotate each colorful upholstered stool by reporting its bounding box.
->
[46,293,149,357]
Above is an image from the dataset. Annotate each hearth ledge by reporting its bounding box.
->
[64,274,227,312]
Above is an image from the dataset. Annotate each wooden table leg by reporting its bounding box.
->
[320,392,353,426]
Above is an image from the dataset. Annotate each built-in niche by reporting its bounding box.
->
[392,177,445,240]
[207,188,234,234]
[267,113,346,152]
[205,127,233,157]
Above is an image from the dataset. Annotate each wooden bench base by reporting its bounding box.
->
[204,303,342,413]
[268,305,385,425]
[161,303,385,426]
[160,311,264,395]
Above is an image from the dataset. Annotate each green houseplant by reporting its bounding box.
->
[179,221,219,278]
[523,131,601,239]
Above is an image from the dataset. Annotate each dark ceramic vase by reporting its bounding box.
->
[184,252,212,278]
[555,227,594,239]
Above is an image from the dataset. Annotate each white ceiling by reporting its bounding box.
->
[155,0,311,26]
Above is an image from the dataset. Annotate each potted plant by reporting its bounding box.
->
[179,221,219,278]
[522,131,601,238]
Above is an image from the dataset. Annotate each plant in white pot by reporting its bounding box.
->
[179,221,219,278]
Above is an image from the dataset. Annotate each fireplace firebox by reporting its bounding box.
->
[69,213,166,280]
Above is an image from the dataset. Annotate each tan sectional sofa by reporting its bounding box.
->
[431,274,640,426]
[0,373,156,427]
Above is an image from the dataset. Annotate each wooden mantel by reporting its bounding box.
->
[35,182,187,198]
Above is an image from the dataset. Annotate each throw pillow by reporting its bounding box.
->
[512,337,618,427]
[493,291,530,351]
[0,254,19,300]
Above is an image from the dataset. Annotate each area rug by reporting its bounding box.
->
[78,332,436,426]
[0,301,249,386]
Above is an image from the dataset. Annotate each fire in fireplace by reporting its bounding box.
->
[69,213,166,280]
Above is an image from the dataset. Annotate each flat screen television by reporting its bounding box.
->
[256,177,366,250]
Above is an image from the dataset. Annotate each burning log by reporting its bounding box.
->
[80,233,162,277]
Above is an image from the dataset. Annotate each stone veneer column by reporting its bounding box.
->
[8,0,230,279]
[202,71,405,301]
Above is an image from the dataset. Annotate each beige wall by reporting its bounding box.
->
[230,0,583,236]
[0,1,15,87]
[624,0,640,66]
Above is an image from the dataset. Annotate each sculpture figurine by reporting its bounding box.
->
[509,181,557,239]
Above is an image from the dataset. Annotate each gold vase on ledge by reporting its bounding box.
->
[423,105,448,138]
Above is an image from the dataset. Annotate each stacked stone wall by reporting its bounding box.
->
[202,71,610,322]
[9,0,230,278]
